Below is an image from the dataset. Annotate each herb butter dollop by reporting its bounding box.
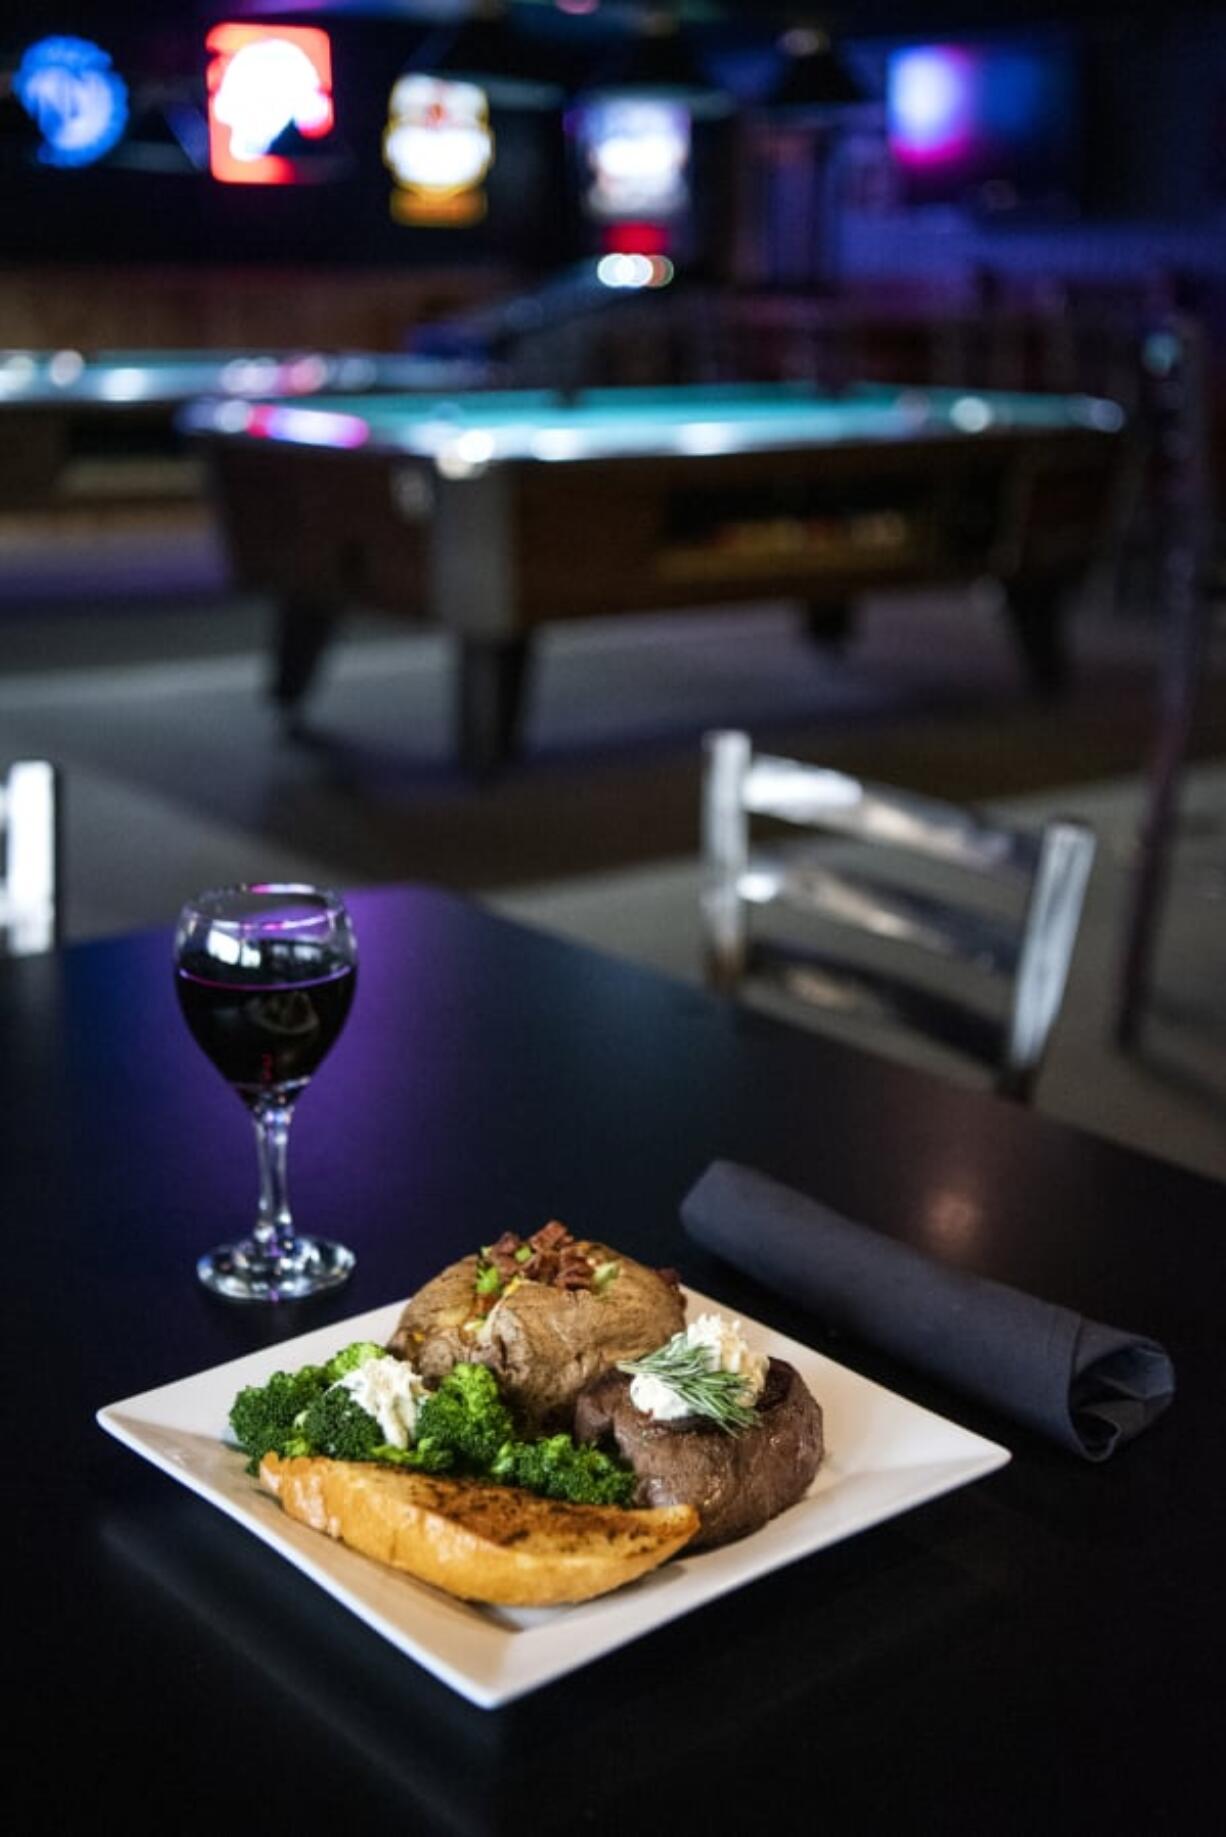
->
[629,1312,768,1423]
[337,1356,429,1449]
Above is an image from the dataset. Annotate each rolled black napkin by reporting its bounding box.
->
[681,1162,1175,1460]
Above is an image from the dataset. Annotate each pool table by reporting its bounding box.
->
[0,348,486,510]
[186,381,1127,774]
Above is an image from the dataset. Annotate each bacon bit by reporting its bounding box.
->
[556,1258,595,1291]
[554,1243,596,1290]
[486,1230,526,1278]
[474,1221,597,1299]
[522,1249,559,1284]
[530,1220,572,1253]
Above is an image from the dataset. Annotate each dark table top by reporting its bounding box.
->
[7,884,1223,1833]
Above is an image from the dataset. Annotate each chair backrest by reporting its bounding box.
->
[0,761,61,956]
[700,730,1094,1101]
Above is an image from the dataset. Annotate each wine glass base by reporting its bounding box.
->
[197,1235,355,1303]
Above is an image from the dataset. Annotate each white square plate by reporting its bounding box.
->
[97,1289,1009,1708]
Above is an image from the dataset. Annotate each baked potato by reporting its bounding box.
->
[387,1221,686,1430]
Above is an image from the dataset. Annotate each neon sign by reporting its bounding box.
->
[887,47,977,166]
[14,36,128,169]
[577,98,691,222]
[384,76,494,227]
[206,24,334,185]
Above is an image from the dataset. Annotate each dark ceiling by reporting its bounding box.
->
[1,0,1221,69]
[5,2,1224,35]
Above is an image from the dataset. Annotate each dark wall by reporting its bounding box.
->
[4,6,1225,284]
[838,14,1226,289]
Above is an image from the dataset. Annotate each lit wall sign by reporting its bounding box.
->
[577,98,691,222]
[887,46,976,166]
[383,75,494,226]
[206,23,334,185]
[14,36,129,169]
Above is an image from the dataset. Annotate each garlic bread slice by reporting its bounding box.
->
[260,1453,699,1606]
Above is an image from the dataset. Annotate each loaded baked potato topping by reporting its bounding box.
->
[387,1220,686,1430]
[469,1221,621,1324]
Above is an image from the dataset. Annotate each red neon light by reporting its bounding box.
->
[206,23,334,186]
[602,222,670,256]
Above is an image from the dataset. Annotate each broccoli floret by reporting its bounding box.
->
[323,1341,387,1382]
[490,1434,636,1507]
[229,1343,417,1476]
[413,1366,634,1500]
[229,1364,329,1474]
[414,1363,516,1471]
[297,1375,453,1471]
[297,1383,391,1462]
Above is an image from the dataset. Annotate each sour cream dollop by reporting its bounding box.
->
[629,1312,769,1422]
[337,1355,429,1448]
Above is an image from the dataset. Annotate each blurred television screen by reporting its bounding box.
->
[887,40,1082,215]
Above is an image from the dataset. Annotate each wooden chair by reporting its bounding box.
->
[701,730,1095,1101]
[1,761,61,955]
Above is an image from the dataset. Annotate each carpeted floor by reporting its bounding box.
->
[491,764,1226,1185]
[2,555,1223,1181]
[1,571,1223,912]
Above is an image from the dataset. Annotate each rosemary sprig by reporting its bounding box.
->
[618,1338,759,1434]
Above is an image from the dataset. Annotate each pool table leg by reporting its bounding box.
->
[1003,580,1070,695]
[804,599,857,653]
[456,636,532,777]
[270,594,342,729]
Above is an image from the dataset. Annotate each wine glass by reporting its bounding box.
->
[174,883,358,1302]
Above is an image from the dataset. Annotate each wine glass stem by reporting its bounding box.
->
[252,1096,297,1257]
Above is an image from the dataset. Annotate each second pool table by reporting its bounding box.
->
[0,348,486,510]
[187,381,1126,773]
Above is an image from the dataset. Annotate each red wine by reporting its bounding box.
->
[176,958,356,1098]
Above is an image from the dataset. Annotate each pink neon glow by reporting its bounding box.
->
[284,355,330,393]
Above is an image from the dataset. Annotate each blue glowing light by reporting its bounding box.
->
[14,36,129,169]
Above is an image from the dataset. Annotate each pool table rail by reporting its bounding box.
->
[189,383,1128,773]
